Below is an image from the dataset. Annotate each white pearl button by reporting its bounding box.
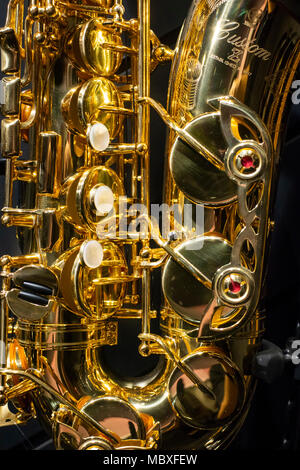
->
[93,185,114,216]
[82,240,103,269]
[88,122,110,152]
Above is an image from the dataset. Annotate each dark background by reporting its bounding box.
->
[1,0,300,451]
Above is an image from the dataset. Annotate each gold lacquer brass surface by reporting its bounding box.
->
[61,77,124,138]
[0,0,300,452]
[67,20,123,77]
[61,166,124,231]
[168,348,245,430]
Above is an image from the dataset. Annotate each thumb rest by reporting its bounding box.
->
[0,0,299,450]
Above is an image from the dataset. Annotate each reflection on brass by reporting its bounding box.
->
[6,265,58,322]
[61,77,124,139]
[0,0,299,451]
[38,132,61,195]
[1,119,20,157]
[162,235,242,331]
[168,348,245,430]
[67,19,123,77]
[51,239,128,320]
[0,28,20,73]
[61,165,124,232]
[1,77,20,116]
[20,91,33,142]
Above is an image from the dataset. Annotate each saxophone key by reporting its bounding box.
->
[0,28,20,74]
[6,265,58,322]
[0,77,20,116]
[168,348,245,430]
[66,19,123,77]
[1,119,20,158]
[61,166,124,232]
[61,77,124,142]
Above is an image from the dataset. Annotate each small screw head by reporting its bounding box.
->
[136,143,148,155]
[140,248,150,258]
[168,231,180,242]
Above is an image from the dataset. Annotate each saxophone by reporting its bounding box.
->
[0,0,299,450]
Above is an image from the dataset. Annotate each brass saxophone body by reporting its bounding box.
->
[0,0,299,450]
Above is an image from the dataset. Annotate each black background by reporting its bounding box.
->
[1,0,300,451]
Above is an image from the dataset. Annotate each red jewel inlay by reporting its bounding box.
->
[229,279,241,294]
[241,155,255,169]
